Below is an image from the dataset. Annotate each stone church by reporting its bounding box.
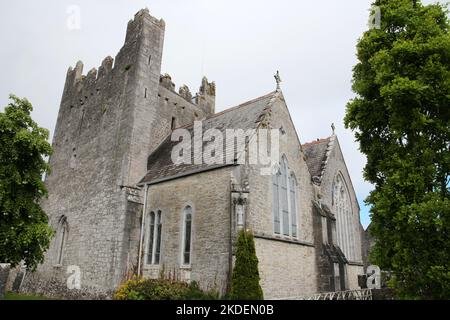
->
[21,8,365,299]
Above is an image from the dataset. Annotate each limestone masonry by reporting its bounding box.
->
[19,8,366,299]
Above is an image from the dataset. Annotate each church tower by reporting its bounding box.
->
[26,9,168,296]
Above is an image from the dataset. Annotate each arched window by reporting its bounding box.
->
[146,210,162,265]
[333,173,355,261]
[272,156,298,238]
[55,216,68,265]
[181,206,193,266]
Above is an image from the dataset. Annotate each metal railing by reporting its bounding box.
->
[278,289,373,300]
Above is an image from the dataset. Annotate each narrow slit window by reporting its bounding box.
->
[290,174,298,238]
[281,158,289,236]
[182,206,192,265]
[56,216,68,265]
[154,210,162,264]
[146,211,155,265]
[272,172,280,234]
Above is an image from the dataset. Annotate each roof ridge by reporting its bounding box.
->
[234,90,280,162]
[317,135,336,183]
[206,90,277,121]
[302,136,333,147]
[171,90,277,131]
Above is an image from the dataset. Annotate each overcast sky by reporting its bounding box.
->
[0,0,439,228]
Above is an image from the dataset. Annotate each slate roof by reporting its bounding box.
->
[302,137,333,182]
[139,91,279,185]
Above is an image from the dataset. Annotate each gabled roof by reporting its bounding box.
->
[139,91,280,185]
[302,136,335,184]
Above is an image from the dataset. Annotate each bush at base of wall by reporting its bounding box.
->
[114,278,219,300]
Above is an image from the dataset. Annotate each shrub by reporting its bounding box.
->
[184,281,220,300]
[114,278,220,300]
[229,229,264,300]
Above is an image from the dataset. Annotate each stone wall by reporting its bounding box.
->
[0,264,10,299]
[254,238,317,299]
[142,167,234,294]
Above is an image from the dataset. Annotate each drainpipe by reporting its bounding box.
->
[227,184,233,293]
[137,183,149,276]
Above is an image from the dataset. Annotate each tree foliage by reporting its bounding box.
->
[230,229,264,300]
[0,95,53,270]
[345,0,449,299]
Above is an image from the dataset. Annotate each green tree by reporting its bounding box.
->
[345,0,449,299]
[230,229,263,300]
[0,95,53,270]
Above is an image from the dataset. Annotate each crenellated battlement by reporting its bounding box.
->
[98,56,113,78]
[63,56,114,98]
[158,73,216,114]
[61,8,168,102]
[125,8,165,44]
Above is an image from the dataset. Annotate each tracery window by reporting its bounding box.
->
[272,156,298,238]
[333,173,355,261]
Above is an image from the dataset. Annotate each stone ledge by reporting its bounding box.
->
[347,261,364,266]
[254,232,315,247]
[0,263,11,299]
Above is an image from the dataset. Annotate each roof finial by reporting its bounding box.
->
[331,123,336,135]
[274,70,282,90]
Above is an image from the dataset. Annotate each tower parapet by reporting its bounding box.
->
[160,74,175,91]
[195,76,216,115]
[179,85,193,102]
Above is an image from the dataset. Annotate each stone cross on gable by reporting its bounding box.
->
[274,70,282,90]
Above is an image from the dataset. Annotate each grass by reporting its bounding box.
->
[4,292,56,300]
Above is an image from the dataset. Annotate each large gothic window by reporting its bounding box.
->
[272,156,298,238]
[333,173,355,261]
